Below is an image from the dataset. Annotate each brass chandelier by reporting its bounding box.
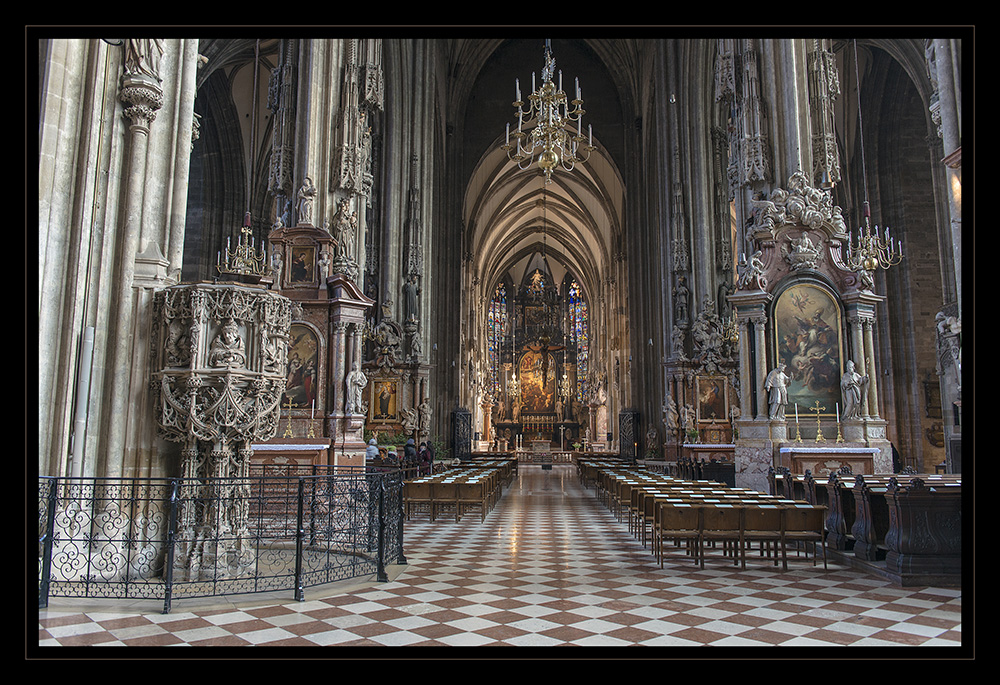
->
[842,39,902,279]
[502,39,595,183]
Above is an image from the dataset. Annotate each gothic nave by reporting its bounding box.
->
[34,29,970,656]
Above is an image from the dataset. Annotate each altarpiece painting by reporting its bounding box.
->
[772,281,844,417]
[284,323,319,409]
[519,350,556,414]
[369,378,400,423]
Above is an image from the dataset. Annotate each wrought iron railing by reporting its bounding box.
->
[38,467,406,614]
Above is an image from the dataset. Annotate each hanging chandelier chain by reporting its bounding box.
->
[843,38,902,279]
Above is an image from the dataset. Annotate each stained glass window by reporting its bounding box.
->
[568,279,588,400]
[487,282,508,397]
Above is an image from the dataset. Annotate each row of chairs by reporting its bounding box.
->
[403,469,505,523]
[585,463,828,571]
[654,500,827,571]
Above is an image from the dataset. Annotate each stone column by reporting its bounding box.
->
[863,317,880,418]
[330,320,349,417]
[103,68,163,477]
[752,314,769,419]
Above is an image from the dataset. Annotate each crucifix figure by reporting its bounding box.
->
[809,401,826,442]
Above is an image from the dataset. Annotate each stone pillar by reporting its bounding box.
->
[728,289,774,492]
[863,318,880,418]
[103,69,163,477]
[752,314,769,419]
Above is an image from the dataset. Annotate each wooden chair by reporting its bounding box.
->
[457,481,487,522]
[655,503,702,567]
[431,482,460,522]
[404,481,433,520]
[781,505,828,569]
[699,504,744,569]
[741,504,784,570]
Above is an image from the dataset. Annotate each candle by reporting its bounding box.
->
[836,403,840,423]
[795,403,799,423]
[311,400,315,420]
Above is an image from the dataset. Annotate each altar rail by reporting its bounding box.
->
[38,468,405,614]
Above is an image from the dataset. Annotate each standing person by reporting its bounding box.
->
[404,438,417,473]
[418,442,430,475]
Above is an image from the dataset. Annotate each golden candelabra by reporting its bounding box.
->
[282,397,294,438]
[501,39,595,183]
[217,213,269,277]
[809,401,826,443]
[723,307,739,344]
[844,204,903,274]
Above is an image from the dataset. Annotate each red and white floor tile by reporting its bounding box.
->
[36,465,964,655]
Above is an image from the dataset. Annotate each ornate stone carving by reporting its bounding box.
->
[123,38,164,81]
[151,283,294,581]
[782,231,823,271]
[749,171,846,237]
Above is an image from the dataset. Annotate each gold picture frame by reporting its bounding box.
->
[368,378,400,423]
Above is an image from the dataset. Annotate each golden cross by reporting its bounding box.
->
[809,401,826,442]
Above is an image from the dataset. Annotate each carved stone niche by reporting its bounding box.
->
[150,281,294,580]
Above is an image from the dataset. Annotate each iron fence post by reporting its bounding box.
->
[376,473,388,582]
[294,477,305,601]
[38,477,57,609]
[395,471,407,565]
[162,478,180,614]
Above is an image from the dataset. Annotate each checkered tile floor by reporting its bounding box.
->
[36,464,965,654]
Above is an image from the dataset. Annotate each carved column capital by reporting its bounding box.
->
[119,74,163,132]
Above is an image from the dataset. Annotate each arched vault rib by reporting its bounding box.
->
[465,135,622,306]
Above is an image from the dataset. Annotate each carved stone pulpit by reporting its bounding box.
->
[151,281,295,580]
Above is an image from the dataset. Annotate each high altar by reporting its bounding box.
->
[727,172,894,492]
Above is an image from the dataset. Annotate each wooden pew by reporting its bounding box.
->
[884,477,962,585]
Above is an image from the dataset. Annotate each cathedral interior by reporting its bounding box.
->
[35,30,969,651]
[37,31,964,482]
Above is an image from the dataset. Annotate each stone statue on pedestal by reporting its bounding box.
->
[346,361,368,414]
[764,362,790,420]
[841,360,869,420]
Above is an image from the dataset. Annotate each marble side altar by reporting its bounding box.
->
[779,445,881,476]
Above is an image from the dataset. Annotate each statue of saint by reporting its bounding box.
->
[403,274,420,322]
[841,360,869,420]
[345,362,367,414]
[297,177,317,226]
[764,362,790,420]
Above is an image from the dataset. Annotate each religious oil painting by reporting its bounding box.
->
[369,378,399,423]
[284,323,319,409]
[289,245,315,284]
[696,375,728,422]
[518,350,556,414]
[772,281,844,417]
